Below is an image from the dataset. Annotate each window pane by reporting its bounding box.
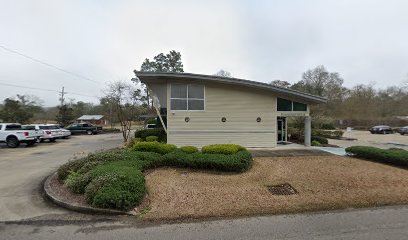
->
[5,124,22,130]
[171,99,187,110]
[277,98,292,111]
[188,99,204,110]
[293,101,307,111]
[188,84,204,99]
[171,84,187,98]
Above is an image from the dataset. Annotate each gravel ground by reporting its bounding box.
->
[144,155,408,220]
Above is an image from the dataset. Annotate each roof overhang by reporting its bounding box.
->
[135,72,327,104]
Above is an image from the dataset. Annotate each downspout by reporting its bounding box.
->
[145,84,167,134]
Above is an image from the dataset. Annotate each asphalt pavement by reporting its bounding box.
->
[0,133,123,221]
[1,206,408,240]
[0,133,407,239]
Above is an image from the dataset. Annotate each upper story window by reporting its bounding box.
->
[170,84,204,110]
[277,98,307,111]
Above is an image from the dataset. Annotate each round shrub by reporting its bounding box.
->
[58,158,89,180]
[85,173,123,202]
[65,171,93,194]
[201,144,246,155]
[311,140,321,146]
[87,169,146,210]
[180,146,199,154]
[146,136,159,142]
[63,171,82,190]
[132,142,177,155]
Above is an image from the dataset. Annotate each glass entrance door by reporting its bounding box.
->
[277,117,287,143]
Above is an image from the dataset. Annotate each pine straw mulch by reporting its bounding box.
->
[143,155,408,221]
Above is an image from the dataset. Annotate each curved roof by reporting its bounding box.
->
[135,71,327,104]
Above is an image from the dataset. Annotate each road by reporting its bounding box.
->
[0,133,407,239]
[0,133,123,221]
[1,206,408,239]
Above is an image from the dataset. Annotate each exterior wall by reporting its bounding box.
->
[165,81,277,148]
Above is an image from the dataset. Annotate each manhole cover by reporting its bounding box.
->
[267,183,297,195]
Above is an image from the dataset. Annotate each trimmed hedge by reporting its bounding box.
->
[131,142,177,155]
[163,150,252,172]
[134,128,166,142]
[58,143,252,211]
[179,146,199,154]
[311,136,328,145]
[146,136,158,142]
[345,146,408,167]
[201,144,246,155]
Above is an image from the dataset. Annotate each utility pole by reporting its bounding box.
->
[58,87,65,124]
[59,86,65,106]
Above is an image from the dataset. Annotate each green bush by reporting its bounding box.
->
[163,150,252,172]
[87,168,146,210]
[179,146,199,154]
[311,140,321,146]
[57,145,253,211]
[345,146,408,167]
[134,128,166,142]
[59,149,125,180]
[314,130,343,139]
[201,144,246,155]
[58,158,88,180]
[146,136,159,142]
[321,123,336,130]
[132,142,177,155]
[64,171,82,191]
[311,136,328,145]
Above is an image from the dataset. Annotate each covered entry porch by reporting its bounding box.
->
[277,114,312,147]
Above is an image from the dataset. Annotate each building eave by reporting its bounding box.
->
[135,71,327,104]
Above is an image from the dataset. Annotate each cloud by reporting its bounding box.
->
[0,0,407,106]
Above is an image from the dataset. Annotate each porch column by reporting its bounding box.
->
[304,116,311,147]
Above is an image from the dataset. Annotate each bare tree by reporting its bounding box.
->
[103,81,142,143]
[269,80,291,88]
[214,69,232,78]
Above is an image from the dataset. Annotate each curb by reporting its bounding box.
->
[43,172,134,216]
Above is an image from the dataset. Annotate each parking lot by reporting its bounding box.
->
[329,130,408,150]
[0,133,123,221]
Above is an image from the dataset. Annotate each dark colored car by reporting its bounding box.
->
[369,125,393,134]
[66,123,102,135]
[397,126,408,135]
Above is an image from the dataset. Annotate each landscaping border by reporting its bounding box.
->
[43,172,135,216]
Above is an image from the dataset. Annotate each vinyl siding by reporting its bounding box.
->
[166,81,277,148]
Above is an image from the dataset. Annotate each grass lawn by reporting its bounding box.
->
[144,155,408,220]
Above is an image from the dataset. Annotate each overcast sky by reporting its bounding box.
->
[1,0,408,106]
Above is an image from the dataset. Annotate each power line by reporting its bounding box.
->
[0,82,100,99]
[0,45,101,85]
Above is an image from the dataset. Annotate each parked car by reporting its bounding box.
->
[65,123,101,135]
[0,123,39,148]
[25,124,63,142]
[46,124,71,139]
[369,125,393,134]
[144,123,157,129]
[397,126,408,135]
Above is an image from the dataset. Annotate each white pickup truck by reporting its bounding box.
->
[0,123,41,148]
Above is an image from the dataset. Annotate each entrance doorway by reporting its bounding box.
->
[277,117,287,143]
